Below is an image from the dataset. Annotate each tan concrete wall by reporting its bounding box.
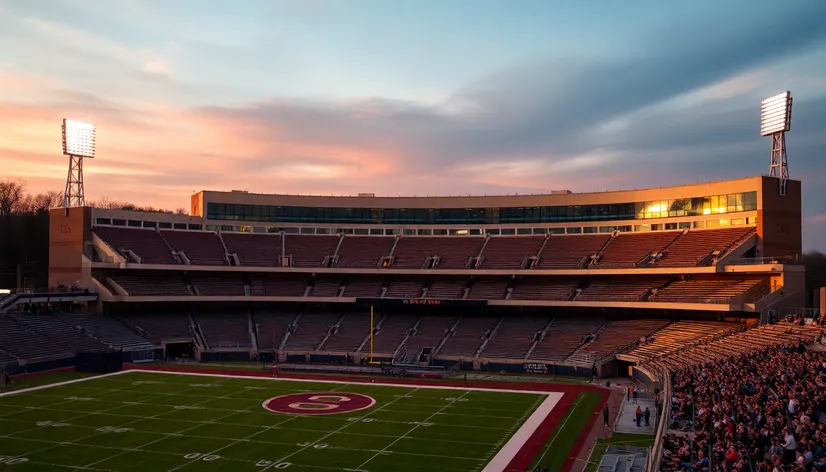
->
[196,176,765,209]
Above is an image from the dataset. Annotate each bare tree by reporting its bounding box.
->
[18,190,64,214]
[175,208,188,215]
[0,179,25,217]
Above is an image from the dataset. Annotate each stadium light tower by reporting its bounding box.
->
[761,91,792,196]
[61,119,96,208]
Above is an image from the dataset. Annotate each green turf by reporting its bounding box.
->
[0,371,555,471]
[3,371,96,391]
[584,433,655,472]
[529,391,604,472]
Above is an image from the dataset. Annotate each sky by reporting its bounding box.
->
[1,0,826,249]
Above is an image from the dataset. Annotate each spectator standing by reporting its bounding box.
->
[635,405,642,427]
[644,407,650,427]
[603,404,610,427]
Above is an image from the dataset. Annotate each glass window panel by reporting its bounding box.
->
[158,222,172,229]
[300,227,314,234]
[533,228,548,234]
[516,228,532,235]
[566,227,581,234]
[583,226,598,234]
[469,229,482,235]
[486,228,500,235]
[384,229,396,235]
[403,229,416,235]
[678,222,691,229]
[432,229,447,235]
[549,228,565,235]
[369,228,383,235]
[727,194,736,212]
[316,228,330,234]
[743,191,757,210]
[417,229,432,235]
[142,221,156,228]
[500,228,516,235]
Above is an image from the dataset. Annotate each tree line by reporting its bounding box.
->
[0,179,183,289]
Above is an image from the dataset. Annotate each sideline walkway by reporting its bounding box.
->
[615,387,656,435]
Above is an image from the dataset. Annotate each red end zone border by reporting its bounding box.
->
[120,365,608,472]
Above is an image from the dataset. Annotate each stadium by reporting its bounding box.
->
[1,163,823,471]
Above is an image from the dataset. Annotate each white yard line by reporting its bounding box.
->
[83,380,349,469]
[531,393,583,468]
[258,387,422,472]
[0,369,573,472]
[127,368,563,394]
[481,392,564,472]
[355,389,473,470]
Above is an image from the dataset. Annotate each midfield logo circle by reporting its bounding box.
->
[262,393,376,416]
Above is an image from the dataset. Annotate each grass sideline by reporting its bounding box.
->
[158,361,592,384]
[0,370,563,471]
[584,433,656,472]
[528,391,604,471]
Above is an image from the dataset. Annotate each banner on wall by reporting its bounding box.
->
[524,363,549,374]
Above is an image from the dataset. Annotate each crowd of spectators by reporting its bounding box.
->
[659,338,826,472]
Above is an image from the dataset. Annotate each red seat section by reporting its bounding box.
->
[466,278,510,300]
[284,235,339,268]
[371,314,419,354]
[336,236,395,268]
[250,274,308,297]
[578,278,666,302]
[650,277,763,303]
[391,237,484,269]
[223,233,282,267]
[509,277,576,301]
[482,316,551,359]
[439,316,499,357]
[597,232,681,268]
[341,278,384,298]
[112,273,190,296]
[572,319,671,361]
[323,313,370,352]
[253,310,297,349]
[161,230,227,266]
[283,312,341,351]
[309,278,343,297]
[191,274,246,296]
[424,279,467,299]
[530,318,605,362]
[654,227,756,267]
[479,236,545,269]
[384,279,425,298]
[94,227,178,264]
[536,234,610,269]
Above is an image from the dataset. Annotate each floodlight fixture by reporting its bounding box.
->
[761,92,792,196]
[760,91,792,137]
[62,119,97,158]
[61,119,96,208]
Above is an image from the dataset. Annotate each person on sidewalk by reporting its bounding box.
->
[603,404,610,427]
[632,388,638,404]
[635,405,642,427]
[644,407,651,426]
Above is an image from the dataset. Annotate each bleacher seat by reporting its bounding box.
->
[577,279,665,302]
[195,312,250,348]
[222,233,282,267]
[371,313,419,354]
[191,274,246,296]
[509,278,575,301]
[650,277,762,303]
[161,230,227,266]
[597,232,680,268]
[284,235,339,268]
[536,234,611,269]
[653,227,756,267]
[283,312,341,350]
[439,316,499,357]
[322,313,370,352]
[336,236,394,268]
[482,316,551,359]
[466,278,510,300]
[530,318,605,362]
[119,312,193,342]
[391,237,484,269]
[112,273,191,296]
[250,274,308,297]
[94,227,177,264]
[479,236,545,269]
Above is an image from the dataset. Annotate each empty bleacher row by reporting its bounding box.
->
[639,322,824,376]
[0,308,753,369]
[94,225,755,270]
[105,272,765,304]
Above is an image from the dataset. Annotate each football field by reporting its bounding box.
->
[0,371,564,471]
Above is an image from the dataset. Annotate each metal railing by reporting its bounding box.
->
[647,371,671,472]
[730,256,793,265]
